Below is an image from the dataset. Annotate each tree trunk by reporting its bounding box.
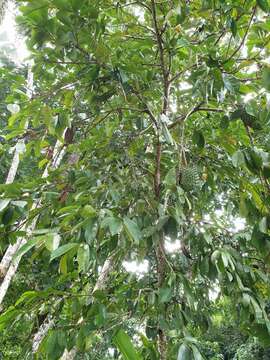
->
[32,253,117,357]
[32,315,54,353]
[0,140,65,306]
[5,67,33,184]
[0,67,33,279]
[0,0,8,25]
[61,349,77,360]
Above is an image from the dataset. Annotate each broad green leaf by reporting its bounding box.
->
[259,217,268,234]
[0,307,20,331]
[161,122,174,145]
[113,329,142,360]
[15,291,39,306]
[81,205,96,218]
[124,217,142,244]
[50,243,78,262]
[262,66,270,91]
[43,331,63,360]
[192,130,205,149]
[243,149,263,173]
[14,236,44,260]
[77,244,90,272]
[45,233,61,252]
[2,207,14,225]
[101,216,123,235]
[164,167,176,187]
[159,287,172,303]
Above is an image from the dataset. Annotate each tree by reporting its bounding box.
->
[1,0,270,359]
[0,0,9,25]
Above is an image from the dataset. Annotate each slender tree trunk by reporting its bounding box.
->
[93,253,115,292]
[32,253,117,357]
[0,67,33,279]
[5,67,33,183]
[150,0,170,356]
[32,315,54,353]
[0,0,9,25]
[61,349,77,360]
[154,141,167,360]
[0,140,65,306]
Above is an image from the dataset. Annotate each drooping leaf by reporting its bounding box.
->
[123,217,142,244]
[50,243,78,262]
[113,329,142,360]
[77,244,90,273]
[14,236,44,260]
[262,66,270,91]
[192,130,205,149]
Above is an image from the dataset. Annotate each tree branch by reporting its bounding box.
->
[223,6,256,64]
[151,0,170,113]
[169,106,224,129]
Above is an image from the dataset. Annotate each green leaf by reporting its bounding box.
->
[262,66,270,91]
[0,307,20,331]
[15,291,39,306]
[44,331,63,360]
[220,115,229,129]
[59,254,68,275]
[50,243,78,262]
[192,130,205,149]
[101,216,123,236]
[223,74,239,93]
[230,18,237,37]
[243,149,263,173]
[164,168,176,187]
[2,206,14,225]
[257,0,270,12]
[14,236,44,260]
[159,287,172,303]
[113,329,142,360]
[53,0,71,10]
[81,205,96,218]
[232,150,245,167]
[259,217,268,233]
[44,233,61,252]
[124,217,142,244]
[77,244,90,273]
[161,123,174,145]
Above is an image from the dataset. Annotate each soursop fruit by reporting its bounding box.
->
[180,165,201,192]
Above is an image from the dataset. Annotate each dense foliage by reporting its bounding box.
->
[1,0,270,359]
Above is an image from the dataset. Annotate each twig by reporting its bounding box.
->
[169,105,224,129]
[223,6,256,64]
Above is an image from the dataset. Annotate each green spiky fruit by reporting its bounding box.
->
[180,165,201,191]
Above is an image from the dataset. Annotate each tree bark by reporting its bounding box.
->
[0,67,33,279]
[0,0,8,25]
[150,2,170,357]
[61,349,77,360]
[32,316,54,353]
[0,140,65,306]
[31,253,117,358]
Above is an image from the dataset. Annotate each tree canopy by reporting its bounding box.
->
[0,0,270,359]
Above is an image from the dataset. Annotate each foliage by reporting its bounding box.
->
[0,0,270,359]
